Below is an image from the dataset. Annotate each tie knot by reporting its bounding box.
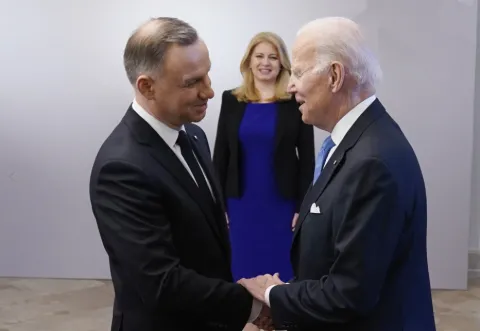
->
[321,135,335,151]
[176,130,190,148]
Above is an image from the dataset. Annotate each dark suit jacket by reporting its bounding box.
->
[213,90,315,211]
[89,106,253,331]
[268,99,436,331]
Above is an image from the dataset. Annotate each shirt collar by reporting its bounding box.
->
[131,99,185,148]
[331,95,377,146]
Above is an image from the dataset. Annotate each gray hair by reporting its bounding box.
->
[123,17,198,85]
[298,17,382,88]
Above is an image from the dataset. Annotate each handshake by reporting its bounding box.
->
[237,272,285,331]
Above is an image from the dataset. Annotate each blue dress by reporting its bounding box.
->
[227,102,295,282]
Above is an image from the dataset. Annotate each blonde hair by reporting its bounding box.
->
[232,32,292,102]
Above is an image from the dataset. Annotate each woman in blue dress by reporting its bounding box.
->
[213,32,315,329]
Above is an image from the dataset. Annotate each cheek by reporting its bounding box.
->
[301,85,322,113]
[303,80,322,100]
[185,89,201,105]
[296,82,311,98]
[273,66,281,76]
[309,91,325,112]
[272,60,280,69]
[169,91,191,111]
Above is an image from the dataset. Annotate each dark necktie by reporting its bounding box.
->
[176,130,213,202]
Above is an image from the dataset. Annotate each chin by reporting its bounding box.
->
[190,113,206,123]
[300,111,313,125]
[256,75,276,83]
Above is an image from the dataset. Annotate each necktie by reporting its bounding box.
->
[313,135,336,184]
[176,130,213,202]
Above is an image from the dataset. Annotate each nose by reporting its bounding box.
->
[199,86,214,100]
[205,86,214,99]
[199,76,214,100]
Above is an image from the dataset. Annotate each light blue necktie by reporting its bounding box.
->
[313,135,336,184]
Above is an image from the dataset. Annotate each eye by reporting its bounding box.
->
[184,79,199,88]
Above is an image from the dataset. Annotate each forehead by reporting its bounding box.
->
[292,35,315,66]
[163,40,211,79]
[253,41,277,54]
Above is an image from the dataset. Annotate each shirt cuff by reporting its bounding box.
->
[247,298,263,323]
[264,284,276,307]
[265,283,289,307]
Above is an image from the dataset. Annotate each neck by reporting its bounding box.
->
[254,79,275,102]
[326,87,375,132]
[135,93,182,130]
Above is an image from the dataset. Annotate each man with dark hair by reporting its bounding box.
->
[89,17,264,331]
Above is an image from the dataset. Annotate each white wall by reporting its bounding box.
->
[470,0,480,252]
[0,0,476,289]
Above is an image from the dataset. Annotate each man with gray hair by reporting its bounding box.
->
[238,17,436,331]
[89,17,266,331]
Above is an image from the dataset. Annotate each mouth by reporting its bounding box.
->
[195,103,207,112]
[296,96,305,106]
[259,68,272,74]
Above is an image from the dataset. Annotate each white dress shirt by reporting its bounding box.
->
[131,99,214,197]
[324,94,377,166]
[263,95,377,307]
[131,100,261,322]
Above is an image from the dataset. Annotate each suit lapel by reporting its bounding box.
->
[142,127,202,203]
[188,132,230,248]
[292,150,345,242]
[123,107,229,255]
[147,134,217,219]
[190,136,225,211]
[292,99,387,244]
[230,99,247,143]
[273,100,292,151]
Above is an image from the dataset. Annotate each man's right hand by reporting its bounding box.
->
[253,305,274,331]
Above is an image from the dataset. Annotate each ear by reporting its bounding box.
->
[136,75,156,100]
[329,62,345,93]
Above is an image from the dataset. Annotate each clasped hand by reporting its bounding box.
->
[237,273,284,331]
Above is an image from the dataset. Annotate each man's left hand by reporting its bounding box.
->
[238,273,284,303]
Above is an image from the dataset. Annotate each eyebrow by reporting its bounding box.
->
[291,67,305,77]
[183,64,211,83]
[184,75,201,84]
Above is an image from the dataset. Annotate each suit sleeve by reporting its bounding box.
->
[92,160,252,328]
[295,112,315,212]
[269,158,402,329]
[212,91,230,200]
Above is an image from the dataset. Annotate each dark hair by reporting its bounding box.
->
[123,17,198,84]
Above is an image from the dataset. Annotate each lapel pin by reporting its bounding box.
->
[193,135,198,141]
[333,160,338,165]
